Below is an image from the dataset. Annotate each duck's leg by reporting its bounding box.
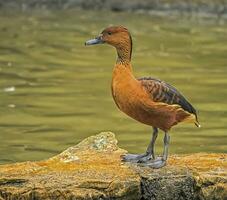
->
[145,127,158,160]
[145,132,170,168]
[122,127,158,163]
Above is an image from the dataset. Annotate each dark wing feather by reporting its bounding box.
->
[139,77,199,121]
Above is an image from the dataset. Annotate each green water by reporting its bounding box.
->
[0,10,226,164]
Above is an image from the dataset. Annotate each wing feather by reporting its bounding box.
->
[139,77,199,125]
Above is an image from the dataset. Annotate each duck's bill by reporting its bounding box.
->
[85,37,104,46]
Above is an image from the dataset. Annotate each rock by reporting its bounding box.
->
[137,154,227,200]
[0,132,226,200]
[0,132,141,200]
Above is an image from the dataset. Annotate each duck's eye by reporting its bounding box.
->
[107,32,112,35]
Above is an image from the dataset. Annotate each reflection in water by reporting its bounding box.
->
[4,86,15,92]
[0,10,226,164]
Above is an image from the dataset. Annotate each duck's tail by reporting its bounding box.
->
[194,114,201,128]
[194,121,201,128]
[183,113,201,128]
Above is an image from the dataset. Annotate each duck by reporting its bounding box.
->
[85,26,200,168]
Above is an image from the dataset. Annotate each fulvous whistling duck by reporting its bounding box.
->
[85,26,200,168]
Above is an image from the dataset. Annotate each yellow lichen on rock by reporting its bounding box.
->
[0,132,140,200]
[0,132,226,200]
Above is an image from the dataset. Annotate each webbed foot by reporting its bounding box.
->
[139,156,167,168]
[122,129,170,169]
[121,153,152,163]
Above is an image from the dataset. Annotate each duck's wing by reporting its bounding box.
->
[138,77,200,126]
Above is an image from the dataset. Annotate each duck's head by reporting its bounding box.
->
[85,26,132,62]
[85,26,131,47]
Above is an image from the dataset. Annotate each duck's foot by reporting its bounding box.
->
[122,153,151,163]
[122,130,169,169]
[122,154,166,168]
[139,156,166,169]
[121,153,152,163]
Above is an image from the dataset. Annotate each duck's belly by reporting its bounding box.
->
[111,82,181,131]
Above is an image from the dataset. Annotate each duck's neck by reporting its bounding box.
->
[115,35,132,67]
[116,46,131,65]
[114,45,133,74]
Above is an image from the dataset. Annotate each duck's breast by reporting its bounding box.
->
[111,65,152,122]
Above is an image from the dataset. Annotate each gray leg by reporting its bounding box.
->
[146,132,170,168]
[122,127,158,163]
[163,132,170,161]
[146,127,158,159]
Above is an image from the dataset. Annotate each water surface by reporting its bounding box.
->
[0,10,226,164]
